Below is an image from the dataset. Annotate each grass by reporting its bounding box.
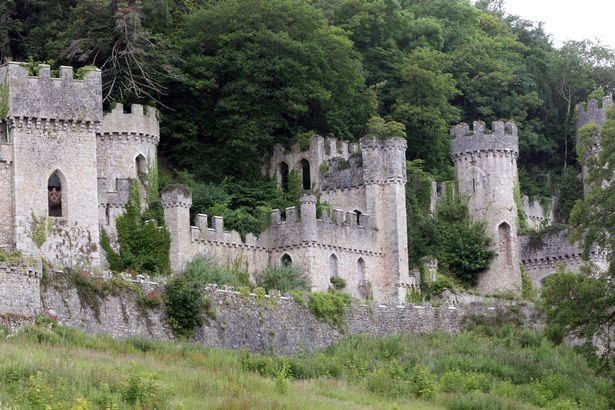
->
[0,320,439,409]
[0,317,612,409]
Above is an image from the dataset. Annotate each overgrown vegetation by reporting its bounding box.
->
[101,179,171,276]
[0,321,442,409]
[255,264,310,293]
[242,320,613,409]
[164,274,214,338]
[184,255,249,288]
[307,291,352,330]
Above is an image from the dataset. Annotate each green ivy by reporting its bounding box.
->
[513,177,529,233]
[0,80,9,119]
[30,213,50,249]
[101,180,171,275]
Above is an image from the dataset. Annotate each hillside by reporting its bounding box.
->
[0,319,611,409]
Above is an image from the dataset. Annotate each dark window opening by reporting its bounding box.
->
[136,155,147,180]
[279,162,289,192]
[357,258,368,299]
[281,254,292,266]
[48,172,63,217]
[472,178,476,193]
[300,159,311,190]
[354,210,362,225]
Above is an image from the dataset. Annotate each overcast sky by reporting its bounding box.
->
[502,0,615,49]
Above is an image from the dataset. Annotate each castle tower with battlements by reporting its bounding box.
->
[0,62,159,267]
[451,121,522,293]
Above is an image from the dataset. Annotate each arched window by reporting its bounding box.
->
[135,154,147,179]
[281,254,292,266]
[354,210,362,226]
[300,159,311,190]
[329,254,338,278]
[357,258,368,299]
[48,171,64,217]
[498,222,512,266]
[279,162,289,192]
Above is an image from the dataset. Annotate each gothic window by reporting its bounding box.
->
[48,171,64,217]
[279,162,289,192]
[329,254,338,278]
[135,154,147,179]
[498,222,512,266]
[357,258,368,299]
[281,254,292,266]
[300,159,311,190]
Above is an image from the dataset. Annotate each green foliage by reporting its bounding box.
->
[366,116,406,139]
[255,264,310,293]
[242,326,613,408]
[0,80,9,119]
[435,197,494,286]
[164,274,212,338]
[102,180,171,276]
[0,248,23,265]
[520,267,536,300]
[184,255,249,288]
[329,276,346,290]
[73,64,97,79]
[30,212,50,249]
[307,291,351,330]
[513,178,529,233]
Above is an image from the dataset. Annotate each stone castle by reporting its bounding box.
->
[0,61,609,303]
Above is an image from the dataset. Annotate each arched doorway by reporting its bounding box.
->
[281,253,292,266]
[329,254,338,278]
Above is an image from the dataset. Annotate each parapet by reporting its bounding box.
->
[161,185,192,208]
[451,121,518,158]
[0,62,102,123]
[577,96,613,129]
[99,103,159,140]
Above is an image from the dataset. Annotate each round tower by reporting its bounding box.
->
[451,121,521,293]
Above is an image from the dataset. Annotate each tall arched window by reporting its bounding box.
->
[281,254,292,266]
[279,162,289,192]
[300,159,311,190]
[329,254,338,278]
[135,154,147,179]
[498,222,512,266]
[357,258,368,299]
[48,171,64,217]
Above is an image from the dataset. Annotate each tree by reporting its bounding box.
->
[543,105,615,374]
[161,0,374,179]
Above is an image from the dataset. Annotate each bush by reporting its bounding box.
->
[164,275,210,338]
[307,291,351,329]
[329,276,346,290]
[184,256,249,287]
[255,264,310,293]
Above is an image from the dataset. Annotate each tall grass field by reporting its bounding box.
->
[0,318,611,409]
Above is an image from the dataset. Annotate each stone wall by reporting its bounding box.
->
[520,228,608,287]
[0,264,541,355]
[0,140,13,248]
[522,195,554,230]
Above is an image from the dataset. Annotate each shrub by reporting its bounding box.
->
[307,291,351,329]
[255,264,309,293]
[329,276,346,290]
[164,275,212,338]
[184,256,249,287]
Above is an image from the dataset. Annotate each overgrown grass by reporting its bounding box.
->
[0,322,438,409]
[184,255,249,287]
[242,324,613,409]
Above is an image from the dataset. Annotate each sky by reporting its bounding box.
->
[502,0,615,49]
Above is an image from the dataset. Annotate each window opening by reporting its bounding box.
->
[48,172,63,217]
[498,222,512,266]
[300,159,311,190]
[329,254,338,278]
[279,162,289,192]
[281,254,292,266]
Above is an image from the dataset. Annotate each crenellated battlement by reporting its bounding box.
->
[577,95,613,129]
[99,103,159,140]
[451,121,518,160]
[0,62,102,123]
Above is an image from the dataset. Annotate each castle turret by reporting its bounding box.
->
[97,103,160,229]
[0,62,102,265]
[360,136,409,303]
[299,192,317,243]
[451,121,521,293]
[162,185,192,272]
